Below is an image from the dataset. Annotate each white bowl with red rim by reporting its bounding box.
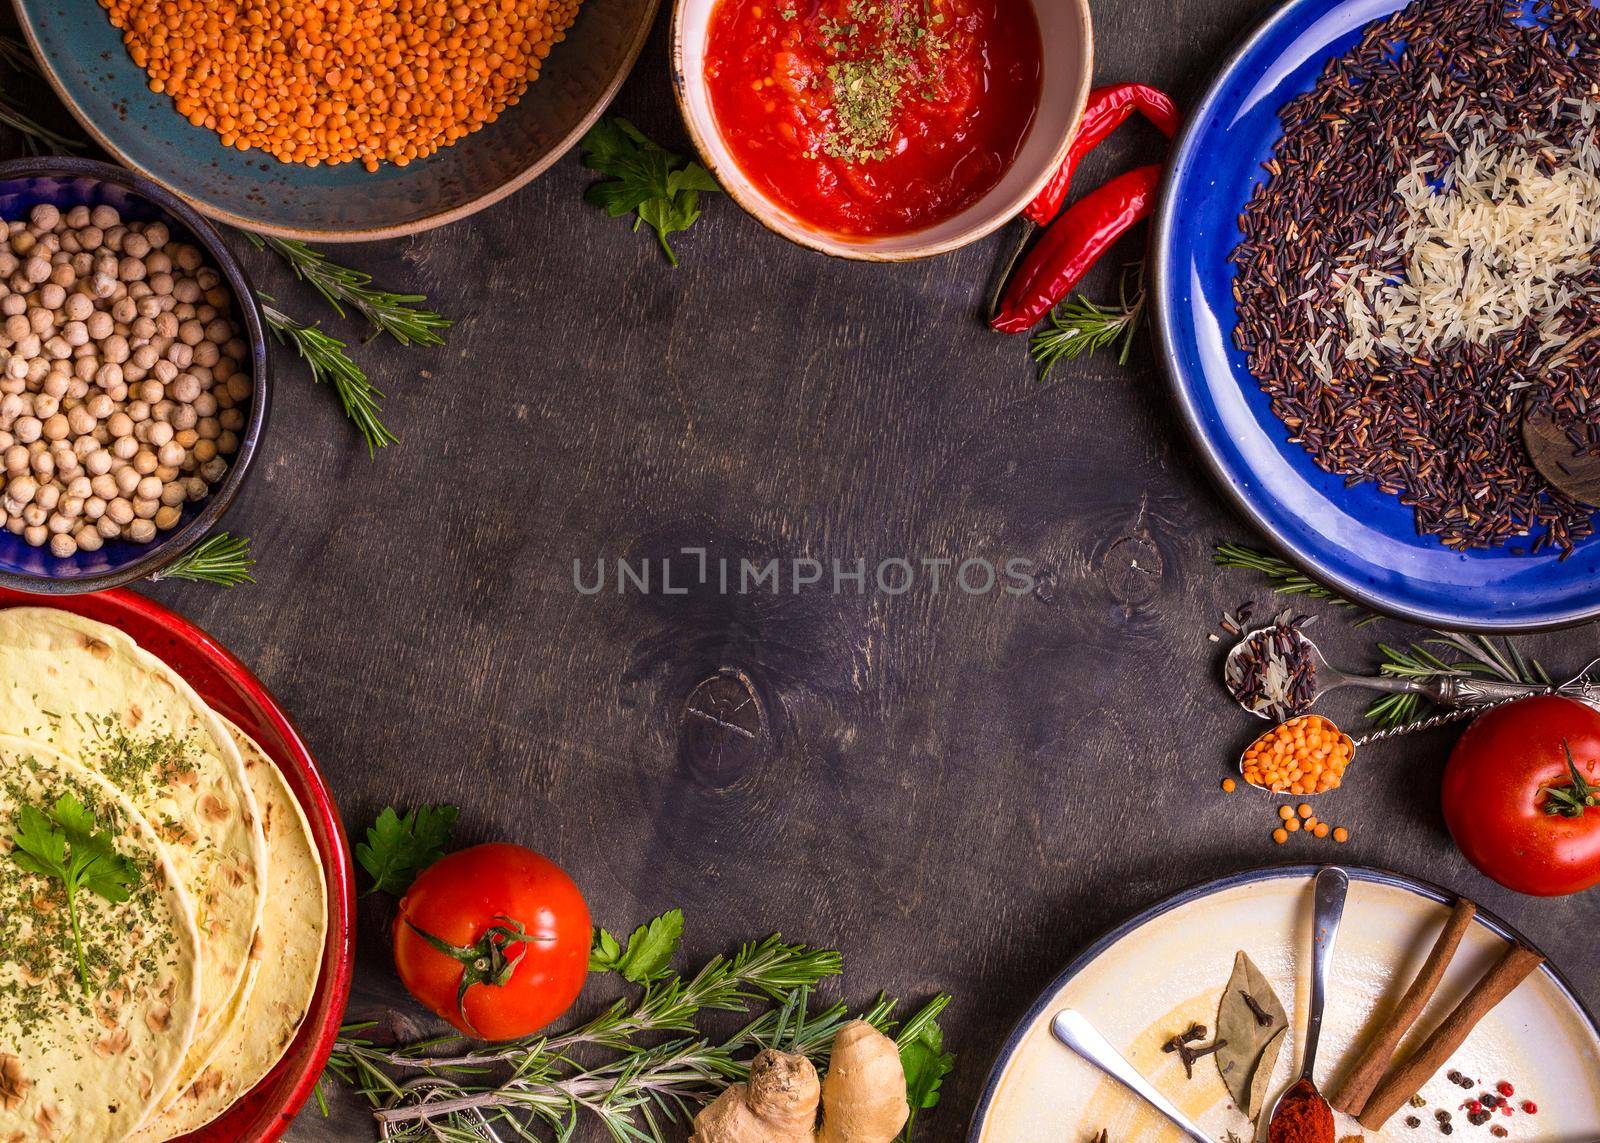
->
[671,0,1093,261]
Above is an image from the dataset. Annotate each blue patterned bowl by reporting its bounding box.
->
[0,157,267,594]
[13,0,660,239]
[1151,0,1600,632]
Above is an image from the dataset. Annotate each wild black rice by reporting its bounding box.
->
[1224,610,1318,718]
[1231,0,1600,552]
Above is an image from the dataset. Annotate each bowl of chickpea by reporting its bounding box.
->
[0,157,267,593]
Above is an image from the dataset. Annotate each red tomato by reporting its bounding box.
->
[1442,695,1600,897]
[393,843,591,1040]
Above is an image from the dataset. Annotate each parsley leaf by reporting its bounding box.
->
[580,118,722,267]
[6,793,138,992]
[356,804,458,896]
[896,995,956,1140]
[589,908,685,983]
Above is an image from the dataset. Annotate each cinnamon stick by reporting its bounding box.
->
[1358,942,1546,1130]
[1330,898,1478,1117]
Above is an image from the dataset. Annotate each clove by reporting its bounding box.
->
[1240,989,1276,1027]
[1162,1023,1229,1079]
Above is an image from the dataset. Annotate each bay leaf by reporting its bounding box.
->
[1215,950,1288,1115]
[1247,1025,1287,1121]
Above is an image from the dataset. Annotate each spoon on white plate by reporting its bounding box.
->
[1263,867,1348,1143]
[1050,1010,1212,1143]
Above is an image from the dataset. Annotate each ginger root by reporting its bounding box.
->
[690,1019,909,1143]
[818,1020,909,1143]
[692,1048,821,1143]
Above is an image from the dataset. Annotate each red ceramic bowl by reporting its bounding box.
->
[0,586,355,1143]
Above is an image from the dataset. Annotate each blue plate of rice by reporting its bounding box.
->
[1151,0,1600,631]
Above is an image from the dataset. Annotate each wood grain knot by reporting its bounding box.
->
[1101,534,1164,606]
[678,667,768,787]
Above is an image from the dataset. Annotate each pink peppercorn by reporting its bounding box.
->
[1497,1081,1515,1098]
[1521,1101,1537,1115]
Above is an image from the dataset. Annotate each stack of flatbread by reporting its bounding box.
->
[0,608,328,1142]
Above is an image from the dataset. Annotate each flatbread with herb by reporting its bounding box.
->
[133,719,328,1140]
[0,608,268,1102]
[0,740,202,1142]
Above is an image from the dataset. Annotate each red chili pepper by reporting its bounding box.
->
[1025,84,1180,226]
[991,164,1162,333]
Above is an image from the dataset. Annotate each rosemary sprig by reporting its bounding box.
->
[260,302,397,455]
[322,918,952,1142]
[1366,634,1550,728]
[1030,262,1145,375]
[1212,543,1365,612]
[246,234,451,347]
[151,533,254,586]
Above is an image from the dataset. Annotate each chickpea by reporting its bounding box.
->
[0,204,247,546]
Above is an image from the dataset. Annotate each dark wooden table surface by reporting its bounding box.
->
[112,0,1600,1138]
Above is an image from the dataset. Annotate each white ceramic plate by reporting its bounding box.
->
[970,865,1600,1142]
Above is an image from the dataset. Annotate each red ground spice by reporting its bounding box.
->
[1270,1079,1336,1143]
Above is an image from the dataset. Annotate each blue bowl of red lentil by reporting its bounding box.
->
[1152,0,1600,631]
[0,157,267,594]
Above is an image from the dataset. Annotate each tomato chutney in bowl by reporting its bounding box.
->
[673,0,1092,259]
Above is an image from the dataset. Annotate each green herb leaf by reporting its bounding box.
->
[356,804,458,896]
[6,792,138,991]
[590,908,685,982]
[152,533,255,587]
[580,117,722,267]
[897,995,955,1140]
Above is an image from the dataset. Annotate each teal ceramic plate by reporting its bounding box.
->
[13,0,661,239]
